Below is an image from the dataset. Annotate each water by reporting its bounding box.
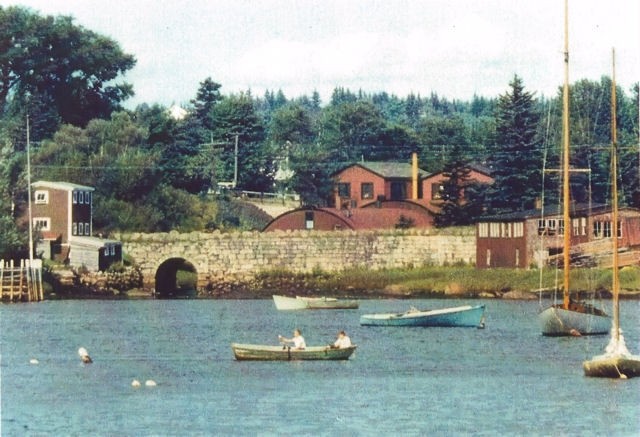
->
[1,298,639,436]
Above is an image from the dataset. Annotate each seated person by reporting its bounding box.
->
[331,330,352,349]
[279,329,306,350]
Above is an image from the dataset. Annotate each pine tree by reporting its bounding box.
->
[489,75,541,212]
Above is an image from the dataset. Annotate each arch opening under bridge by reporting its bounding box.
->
[154,257,198,298]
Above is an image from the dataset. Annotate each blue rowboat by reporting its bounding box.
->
[360,304,485,327]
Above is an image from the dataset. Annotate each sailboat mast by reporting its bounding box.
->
[562,0,571,310]
[611,48,620,341]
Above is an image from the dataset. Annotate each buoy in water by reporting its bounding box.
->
[78,347,92,363]
[569,329,581,337]
[145,380,157,387]
[131,379,141,388]
[29,358,39,365]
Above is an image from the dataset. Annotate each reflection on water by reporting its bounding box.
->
[1,299,639,435]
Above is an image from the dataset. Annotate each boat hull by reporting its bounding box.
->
[583,356,640,378]
[360,305,485,327]
[272,295,358,310]
[297,296,359,309]
[231,343,356,361]
[272,295,308,310]
[538,306,610,336]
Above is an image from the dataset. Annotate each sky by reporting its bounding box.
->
[6,0,640,109]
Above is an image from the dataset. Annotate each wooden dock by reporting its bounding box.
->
[0,259,44,302]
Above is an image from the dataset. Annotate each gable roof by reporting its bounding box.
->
[334,161,430,179]
[32,180,95,192]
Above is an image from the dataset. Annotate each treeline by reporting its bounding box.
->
[1,6,639,259]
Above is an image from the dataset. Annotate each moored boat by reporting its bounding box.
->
[360,304,485,327]
[297,296,359,309]
[272,294,358,310]
[582,49,640,378]
[231,343,357,361]
[537,1,609,336]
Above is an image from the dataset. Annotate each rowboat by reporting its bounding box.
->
[272,295,359,310]
[360,304,485,327]
[231,343,357,361]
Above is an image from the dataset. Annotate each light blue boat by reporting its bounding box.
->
[360,304,485,327]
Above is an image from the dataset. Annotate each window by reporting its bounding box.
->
[603,221,612,238]
[305,211,314,230]
[34,190,49,204]
[390,182,407,200]
[104,247,109,256]
[73,191,78,204]
[486,249,491,267]
[537,219,546,235]
[572,218,580,236]
[361,183,374,200]
[489,222,500,237]
[78,223,84,236]
[558,219,564,236]
[593,221,602,238]
[110,245,115,256]
[85,223,90,236]
[581,217,587,236]
[79,191,84,204]
[337,183,350,198]
[478,223,488,238]
[85,191,91,205]
[513,222,524,237]
[72,222,78,235]
[33,217,50,231]
[431,183,444,200]
[617,221,622,238]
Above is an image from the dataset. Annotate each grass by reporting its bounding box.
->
[254,265,640,297]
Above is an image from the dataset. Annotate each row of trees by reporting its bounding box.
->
[1,6,639,259]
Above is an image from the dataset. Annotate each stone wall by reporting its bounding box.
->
[118,227,476,287]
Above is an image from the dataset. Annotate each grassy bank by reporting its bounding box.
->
[251,265,640,299]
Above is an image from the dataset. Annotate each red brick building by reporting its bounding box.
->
[30,181,121,271]
[264,156,493,232]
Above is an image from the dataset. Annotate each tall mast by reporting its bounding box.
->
[562,0,571,310]
[26,114,34,264]
[610,47,620,341]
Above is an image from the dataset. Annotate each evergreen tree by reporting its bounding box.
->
[488,75,541,212]
[191,77,222,131]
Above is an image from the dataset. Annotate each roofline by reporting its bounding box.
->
[32,180,95,191]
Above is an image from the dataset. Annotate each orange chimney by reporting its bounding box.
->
[412,152,418,200]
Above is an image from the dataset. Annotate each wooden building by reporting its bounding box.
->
[30,181,122,271]
[476,204,640,269]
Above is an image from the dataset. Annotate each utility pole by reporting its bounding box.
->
[233,134,238,189]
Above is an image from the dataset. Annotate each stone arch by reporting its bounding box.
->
[154,257,198,298]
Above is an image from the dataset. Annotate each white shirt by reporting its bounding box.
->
[334,335,352,348]
[293,335,306,349]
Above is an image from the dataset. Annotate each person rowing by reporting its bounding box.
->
[278,329,306,350]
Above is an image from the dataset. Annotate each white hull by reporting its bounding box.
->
[538,306,610,336]
[272,295,308,310]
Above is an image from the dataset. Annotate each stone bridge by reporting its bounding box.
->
[118,228,476,293]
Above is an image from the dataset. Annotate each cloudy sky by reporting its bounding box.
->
[8,0,640,108]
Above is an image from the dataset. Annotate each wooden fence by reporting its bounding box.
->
[0,259,44,302]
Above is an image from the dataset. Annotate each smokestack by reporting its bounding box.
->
[412,152,418,200]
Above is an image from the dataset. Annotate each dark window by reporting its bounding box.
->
[361,183,374,200]
[337,183,351,198]
[431,183,443,200]
[305,211,314,229]
[390,182,407,200]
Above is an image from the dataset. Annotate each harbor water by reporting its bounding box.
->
[1,298,639,436]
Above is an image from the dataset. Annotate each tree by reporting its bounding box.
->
[0,6,136,128]
[211,93,271,191]
[433,144,481,227]
[191,77,222,131]
[488,75,541,212]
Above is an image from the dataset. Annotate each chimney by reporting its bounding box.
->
[412,152,418,200]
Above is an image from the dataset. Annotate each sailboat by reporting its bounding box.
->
[537,0,610,336]
[582,49,640,378]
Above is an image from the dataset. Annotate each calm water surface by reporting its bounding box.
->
[1,298,639,436]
